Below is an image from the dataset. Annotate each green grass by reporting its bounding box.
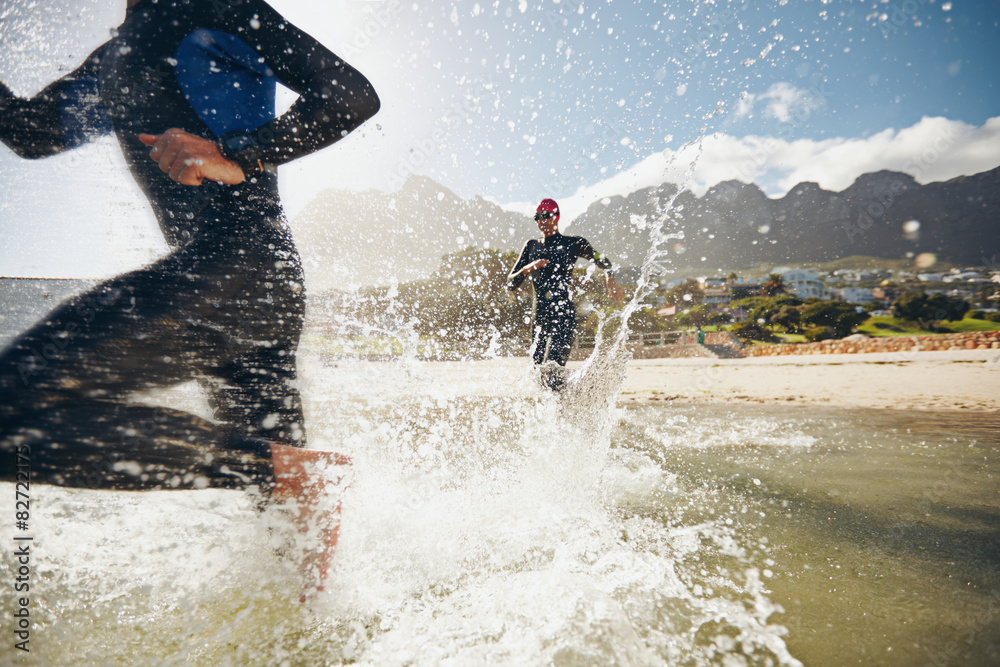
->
[943,318,1000,333]
[856,316,926,337]
[774,332,807,343]
[856,316,1000,337]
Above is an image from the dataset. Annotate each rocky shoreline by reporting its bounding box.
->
[745,331,1000,356]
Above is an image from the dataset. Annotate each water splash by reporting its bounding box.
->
[0,5,806,662]
[563,127,712,421]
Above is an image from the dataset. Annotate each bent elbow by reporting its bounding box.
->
[358,81,380,123]
[335,78,379,136]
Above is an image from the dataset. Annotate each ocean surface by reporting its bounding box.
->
[1,347,997,666]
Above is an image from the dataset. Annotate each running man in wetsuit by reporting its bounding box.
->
[0,0,379,588]
[507,199,623,386]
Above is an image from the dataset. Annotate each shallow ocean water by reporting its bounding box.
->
[2,352,997,666]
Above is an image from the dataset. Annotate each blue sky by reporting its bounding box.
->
[369,0,1000,201]
[0,0,998,277]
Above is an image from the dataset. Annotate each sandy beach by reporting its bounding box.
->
[391,349,1000,413]
[613,349,1000,413]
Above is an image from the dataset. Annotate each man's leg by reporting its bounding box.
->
[531,322,550,365]
[547,315,576,367]
[203,339,306,445]
[0,247,279,489]
[191,239,347,597]
[1,401,274,490]
[209,309,351,600]
[200,237,307,446]
[534,306,575,391]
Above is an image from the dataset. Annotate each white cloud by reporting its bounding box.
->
[4,100,999,275]
[734,91,755,119]
[759,82,826,123]
[731,82,826,123]
[731,81,826,123]
[540,115,1000,227]
[765,116,1000,193]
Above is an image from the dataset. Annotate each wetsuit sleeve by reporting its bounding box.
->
[507,242,533,291]
[0,49,109,159]
[593,251,614,276]
[211,0,380,171]
[577,238,615,275]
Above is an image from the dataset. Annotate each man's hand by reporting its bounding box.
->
[521,259,550,275]
[606,276,625,303]
[139,129,244,186]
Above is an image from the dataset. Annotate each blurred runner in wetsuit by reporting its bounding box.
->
[507,198,623,388]
[0,0,379,496]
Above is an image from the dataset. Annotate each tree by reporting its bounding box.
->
[744,294,803,330]
[891,291,929,325]
[925,292,970,323]
[390,247,532,344]
[771,304,802,333]
[706,310,734,326]
[662,279,704,306]
[612,307,672,335]
[732,319,771,342]
[675,303,712,328]
[891,291,971,330]
[729,284,758,300]
[800,300,867,338]
[762,273,786,297]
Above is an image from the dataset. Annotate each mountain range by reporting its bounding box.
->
[290,166,1000,288]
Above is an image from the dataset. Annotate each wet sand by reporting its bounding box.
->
[614,349,1000,412]
[393,349,1000,413]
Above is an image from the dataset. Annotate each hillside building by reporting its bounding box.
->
[777,268,829,300]
[832,286,875,304]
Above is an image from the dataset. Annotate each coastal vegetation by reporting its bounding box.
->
[302,246,999,357]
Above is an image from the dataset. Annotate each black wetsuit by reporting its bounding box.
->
[507,233,613,367]
[0,0,379,490]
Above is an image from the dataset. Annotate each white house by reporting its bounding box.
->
[834,286,874,304]
[701,286,731,305]
[778,268,829,300]
[943,271,986,283]
[698,276,732,305]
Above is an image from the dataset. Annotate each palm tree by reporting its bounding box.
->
[762,273,786,297]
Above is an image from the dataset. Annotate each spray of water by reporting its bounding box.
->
[0,2,805,663]
[564,126,712,420]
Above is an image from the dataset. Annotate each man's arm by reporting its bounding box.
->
[577,239,624,303]
[604,272,625,303]
[507,241,545,291]
[209,0,381,174]
[0,51,108,159]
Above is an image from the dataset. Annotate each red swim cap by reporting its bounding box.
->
[536,198,560,217]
